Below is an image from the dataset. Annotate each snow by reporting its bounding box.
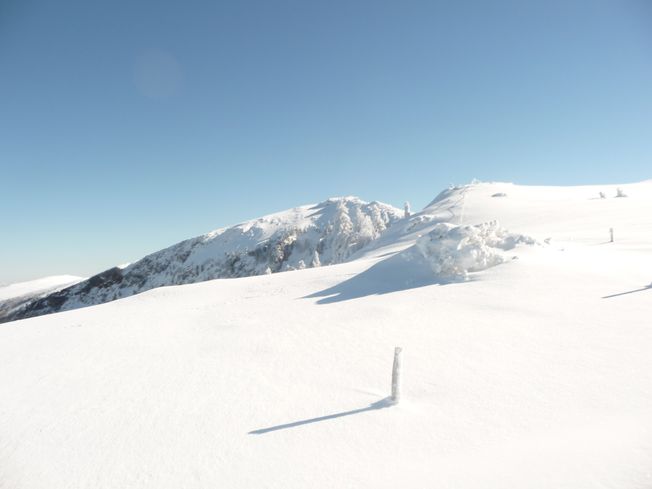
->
[1,181,651,488]
[3,197,401,323]
[415,221,535,279]
[0,275,83,301]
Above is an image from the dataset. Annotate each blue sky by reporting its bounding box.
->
[1,0,651,283]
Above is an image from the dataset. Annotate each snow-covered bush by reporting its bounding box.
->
[415,221,535,279]
[616,188,627,198]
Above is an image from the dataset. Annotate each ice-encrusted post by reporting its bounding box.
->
[404,201,411,219]
[391,347,402,404]
[610,228,614,243]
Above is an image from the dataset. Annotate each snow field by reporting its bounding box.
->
[1,180,651,488]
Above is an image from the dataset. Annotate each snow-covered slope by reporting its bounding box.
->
[2,197,401,323]
[358,180,652,259]
[0,275,84,323]
[0,275,83,301]
[1,181,651,489]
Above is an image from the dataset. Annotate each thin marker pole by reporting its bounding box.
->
[391,347,403,403]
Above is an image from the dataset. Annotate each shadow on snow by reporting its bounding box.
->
[602,283,652,299]
[303,250,459,304]
[248,397,394,435]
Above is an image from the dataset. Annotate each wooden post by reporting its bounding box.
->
[610,228,614,243]
[391,347,402,403]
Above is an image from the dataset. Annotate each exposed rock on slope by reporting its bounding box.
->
[3,197,401,323]
[0,276,84,322]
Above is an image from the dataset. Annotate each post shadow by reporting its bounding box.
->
[248,397,394,435]
[602,283,652,299]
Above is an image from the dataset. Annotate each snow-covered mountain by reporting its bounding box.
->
[0,275,84,322]
[0,275,84,302]
[1,197,401,323]
[2,181,650,489]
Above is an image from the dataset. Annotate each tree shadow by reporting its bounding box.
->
[248,397,394,435]
[303,250,458,304]
[602,283,652,299]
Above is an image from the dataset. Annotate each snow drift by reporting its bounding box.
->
[416,221,536,279]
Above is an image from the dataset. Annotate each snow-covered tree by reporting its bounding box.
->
[404,201,411,218]
[311,250,321,268]
[327,201,355,262]
[354,207,376,242]
[616,188,627,198]
[333,200,354,235]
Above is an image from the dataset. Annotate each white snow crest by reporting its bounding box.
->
[416,221,535,279]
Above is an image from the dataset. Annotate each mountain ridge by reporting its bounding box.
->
[1,196,402,323]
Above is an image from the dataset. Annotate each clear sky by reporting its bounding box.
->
[1,0,651,283]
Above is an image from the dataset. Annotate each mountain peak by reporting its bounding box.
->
[2,197,402,323]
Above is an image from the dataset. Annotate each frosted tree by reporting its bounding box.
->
[367,205,388,233]
[404,201,411,218]
[311,250,321,268]
[354,207,376,242]
[328,201,354,262]
[333,201,354,235]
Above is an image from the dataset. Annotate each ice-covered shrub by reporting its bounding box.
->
[415,221,535,279]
